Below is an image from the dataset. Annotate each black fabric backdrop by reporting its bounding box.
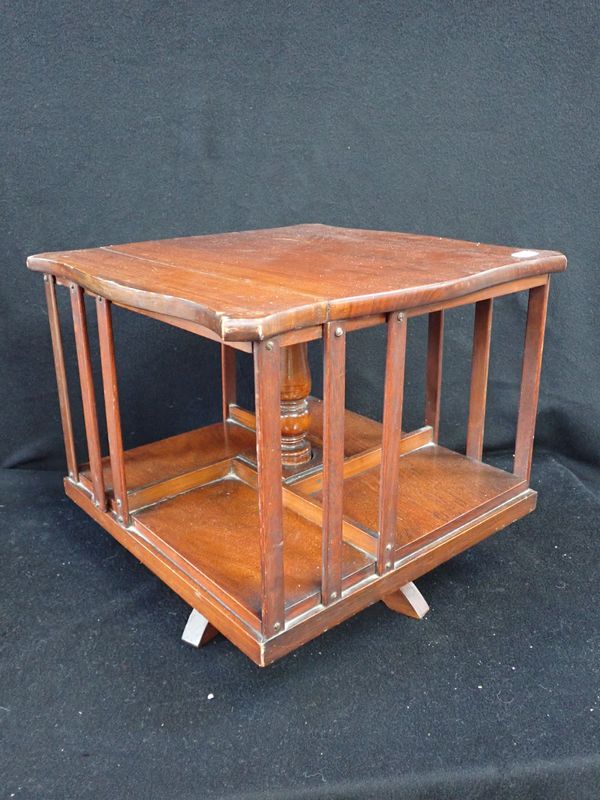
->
[1,2,599,798]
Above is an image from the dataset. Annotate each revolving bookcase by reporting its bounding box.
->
[28,224,566,666]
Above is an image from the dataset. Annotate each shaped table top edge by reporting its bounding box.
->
[27,226,567,342]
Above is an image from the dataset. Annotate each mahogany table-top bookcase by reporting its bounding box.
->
[28,224,567,666]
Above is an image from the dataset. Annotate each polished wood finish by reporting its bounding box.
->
[135,469,374,624]
[514,282,550,481]
[293,425,433,496]
[321,323,346,604]
[467,299,494,459]
[378,312,407,573]
[306,396,383,456]
[230,393,392,461]
[405,274,548,318]
[254,339,285,636]
[70,284,106,510]
[113,300,322,351]
[425,310,444,441]
[280,342,312,466]
[44,275,78,480]
[64,477,264,664]
[335,274,550,331]
[78,420,254,499]
[127,459,232,513]
[314,443,527,555]
[114,301,253,352]
[263,490,537,665]
[28,225,566,340]
[97,297,129,523]
[65,466,537,665]
[234,457,376,561]
[31,225,565,666]
[221,345,237,421]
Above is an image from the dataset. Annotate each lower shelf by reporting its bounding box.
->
[303,443,527,557]
[70,404,537,665]
[134,470,375,625]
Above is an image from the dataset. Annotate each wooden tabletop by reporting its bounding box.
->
[28,224,566,341]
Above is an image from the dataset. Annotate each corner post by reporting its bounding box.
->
[514,281,550,481]
[254,338,285,637]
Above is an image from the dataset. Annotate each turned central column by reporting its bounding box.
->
[280,342,312,466]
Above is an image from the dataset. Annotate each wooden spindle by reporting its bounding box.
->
[425,310,444,441]
[70,284,106,510]
[97,297,129,524]
[466,298,494,460]
[254,338,285,636]
[514,282,550,481]
[377,312,408,574]
[221,344,237,422]
[279,342,312,466]
[321,323,346,604]
[44,275,78,481]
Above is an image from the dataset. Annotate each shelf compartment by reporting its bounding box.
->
[301,443,528,558]
[65,472,536,665]
[76,417,526,629]
[231,396,433,486]
[78,421,255,510]
[79,406,432,512]
[132,461,375,627]
[230,395,388,457]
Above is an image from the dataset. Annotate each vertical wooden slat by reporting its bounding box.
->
[70,284,106,510]
[97,297,129,523]
[377,312,408,574]
[321,323,346,604]
[44,275,78,480]
[514,281,550,481]
[221,344,236,421]
[253,338,285,636]
[466,298,494,460]
[425,310,444,441]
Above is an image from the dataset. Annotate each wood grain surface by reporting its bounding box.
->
[28,224,566,340]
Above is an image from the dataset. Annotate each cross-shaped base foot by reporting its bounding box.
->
[382,582,430,619]
[181,609,219,647]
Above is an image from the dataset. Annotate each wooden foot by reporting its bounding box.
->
[181,609,219,647]
[382,582,430,620]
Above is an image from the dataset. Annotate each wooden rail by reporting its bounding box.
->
[514,283,550,480]
[425,310,444,442]
[97,297,129,524]
[70,284,106,510]
[221,344,237,422]
[377,312,408,573]
[466,299,494,460]
[321,322,346,604]
[253,338,285,637]
[44,275,78,481]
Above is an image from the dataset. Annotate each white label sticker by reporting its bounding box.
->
[511,250,540,259]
